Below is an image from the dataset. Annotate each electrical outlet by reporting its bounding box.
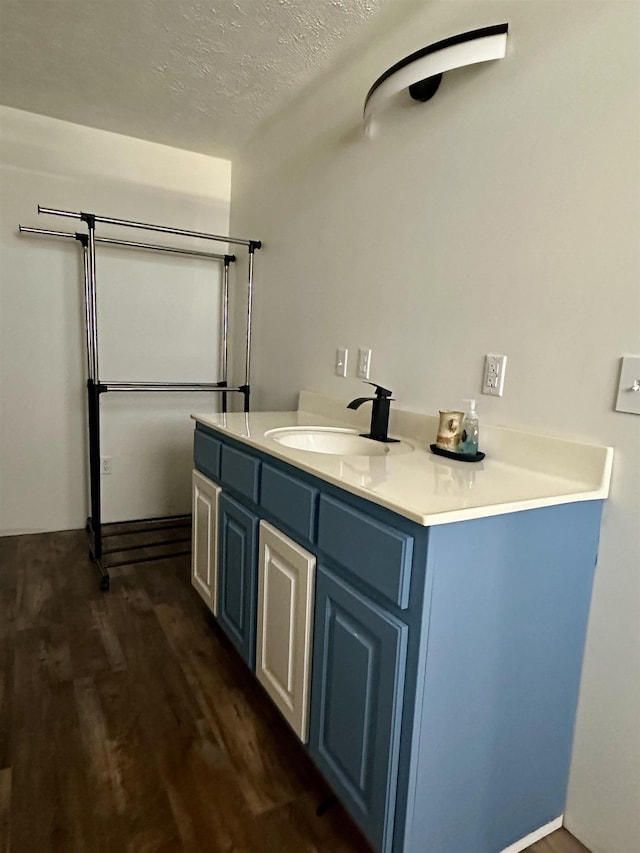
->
[357,348,372,380]
[335,347,348,377]
[101,456,112,475]
[482,354,507,397]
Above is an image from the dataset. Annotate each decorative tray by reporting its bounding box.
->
[429,444,485,463]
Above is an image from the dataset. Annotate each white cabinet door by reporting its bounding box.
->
[191,469,221,615]
[257,520,316,742]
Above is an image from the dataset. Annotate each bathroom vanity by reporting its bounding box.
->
[190,392,612,853]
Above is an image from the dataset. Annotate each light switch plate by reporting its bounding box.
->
[335,347,348,378]
[357,348,372,380]
[615,355,640,414]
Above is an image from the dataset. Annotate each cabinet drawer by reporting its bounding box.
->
[260,464,318,544]
[194,429,221,481]
[220,444,260,503]
[317,495,413,609]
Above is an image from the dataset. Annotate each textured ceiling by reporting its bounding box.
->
[0,0,387,157]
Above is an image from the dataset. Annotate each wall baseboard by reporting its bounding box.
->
[499,816,563,853]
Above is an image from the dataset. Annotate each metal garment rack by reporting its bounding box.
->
[19,206,261,590]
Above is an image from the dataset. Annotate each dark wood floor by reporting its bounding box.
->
[0,529,591,853]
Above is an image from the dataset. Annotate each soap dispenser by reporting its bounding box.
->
[459,399,479,456]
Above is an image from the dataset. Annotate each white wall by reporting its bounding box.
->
[0,107,231,532]
[229,3,640,852]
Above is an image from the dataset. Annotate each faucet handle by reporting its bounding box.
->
[363,381,393,398]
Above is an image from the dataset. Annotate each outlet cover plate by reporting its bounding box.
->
[483,354,507,397]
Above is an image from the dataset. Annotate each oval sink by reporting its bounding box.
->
[264,426,413,457]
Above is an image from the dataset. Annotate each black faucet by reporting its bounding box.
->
[347,382,399,443]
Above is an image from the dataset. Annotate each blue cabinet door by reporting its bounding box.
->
[217,493,259,669]
[309,565,408,853]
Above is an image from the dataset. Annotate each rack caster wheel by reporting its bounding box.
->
[99,575,110,592]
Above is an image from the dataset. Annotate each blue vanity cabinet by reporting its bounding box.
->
[309,565,409,853]
[217,492,259,669]
[193,423,605,853]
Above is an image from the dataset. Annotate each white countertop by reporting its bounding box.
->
[192,391,613,527]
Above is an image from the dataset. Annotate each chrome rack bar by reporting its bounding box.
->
[38,205,261,250]
[18,226,76,240]
[101,514,191,537]
[103,382,241,392]
[84,212,108,588]
[105,549,190,569]
[19,226,234,261]
[245,247,255,388]
[87,217,99,381]
[102,536,191,556]
[222,258,230,384]
[80,237,93,381]
[239,242,260,413]
[96,235,232,261]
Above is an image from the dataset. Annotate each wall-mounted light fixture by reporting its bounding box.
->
[363,23,509,137]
